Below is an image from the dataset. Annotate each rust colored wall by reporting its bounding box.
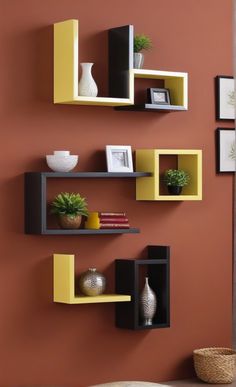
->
[0,1,233,386]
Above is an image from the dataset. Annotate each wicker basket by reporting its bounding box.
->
[193,347,236,384]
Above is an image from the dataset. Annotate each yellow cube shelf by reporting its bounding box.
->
[136,149,202,201]
[53,254,131,304]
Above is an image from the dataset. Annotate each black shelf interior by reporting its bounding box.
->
[24,172,149,235]
[115,245,170,330]
[115,104,187,112]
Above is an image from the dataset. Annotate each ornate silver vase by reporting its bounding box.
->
[79,268,106,296]
[139,277,157,325]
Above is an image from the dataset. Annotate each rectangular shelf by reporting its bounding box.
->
[61,294,131,304]
[54,20,134,106]
[115,104,187,112]
[136,149,202,201]
[24,172,149,234]
[115,245,170,330]
[42,228,140,235]
[27,172,151,178]
[53,254,131,304]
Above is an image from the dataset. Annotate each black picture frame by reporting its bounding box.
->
[147,88,171,105]
[215,75,235,120]
[216,128,235,173]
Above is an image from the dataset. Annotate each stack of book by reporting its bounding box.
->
[85,212,130,229]
[99,212,130,229]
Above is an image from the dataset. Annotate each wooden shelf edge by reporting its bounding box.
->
[24,172,152,178]
[115,104,187,112]
[43,228,140,235]
[54,294,131,304]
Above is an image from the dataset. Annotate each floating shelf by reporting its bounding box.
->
[136,149,202,201]
[116,69,188,111]
[53,254,131,304]
[53,20,188,112]
[24,172,148,235]
[40,228,140,235]
[115,245,170,330]
[115,104,186,112]
[54,19,134,106]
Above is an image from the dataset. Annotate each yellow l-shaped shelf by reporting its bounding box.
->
[54,19,188,109]
[53,254,131,304]
[136,149,202,201]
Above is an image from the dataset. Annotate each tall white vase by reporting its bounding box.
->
[78,63,98,97]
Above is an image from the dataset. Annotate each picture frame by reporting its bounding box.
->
[106,145,133,173]
[147,88,171,105]
[216,128,236,173]
[215,76,235,120]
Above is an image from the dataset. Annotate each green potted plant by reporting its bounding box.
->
[163,169,190,195]
[51,192,89,229]
[134,34,152,69]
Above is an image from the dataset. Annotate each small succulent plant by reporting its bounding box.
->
[50,192,89,218]
[134,34,152,53]
[163,169,190,187]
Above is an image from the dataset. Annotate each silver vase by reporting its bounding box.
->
[139,277,157,325]
[79,268,106,296]
[78,63,98,97]
[134,53,144,69]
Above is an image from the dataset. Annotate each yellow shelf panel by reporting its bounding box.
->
[61,294,131,304]
[136,149,202,201]
[56,97,133,106]
[53,254,131,304]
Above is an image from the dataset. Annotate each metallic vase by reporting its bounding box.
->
[139,277,157,326]
[79,268,106,296]
[134,53,144,69]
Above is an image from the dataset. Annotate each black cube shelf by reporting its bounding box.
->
[115,245,170,330]
[24,172,151,235]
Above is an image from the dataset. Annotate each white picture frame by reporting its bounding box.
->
[106,145,133,173]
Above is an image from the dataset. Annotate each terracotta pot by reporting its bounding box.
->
[58,214,82,229]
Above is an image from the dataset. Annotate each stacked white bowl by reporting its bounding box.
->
[46,151,79,172]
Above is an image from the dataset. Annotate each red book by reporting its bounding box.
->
[99,212,126,217]
[99,217,129,223]
[100,224,130,229]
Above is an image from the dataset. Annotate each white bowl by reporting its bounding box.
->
[46,155,79,172]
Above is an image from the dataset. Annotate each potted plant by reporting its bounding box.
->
[163,169,190,195]
[50,192,89,229]
[134,34,152,69]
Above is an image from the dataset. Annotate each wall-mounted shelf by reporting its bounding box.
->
[53,20,188,112]
[53,254,131,304]
[24,172,149,235]
[136,149,202,201]
[54,19,134,106]
[115,245,170,330]
[116,69,188,112]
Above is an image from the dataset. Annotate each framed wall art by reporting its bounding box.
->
[216,128,236,173]
[106,145,133,172]
[216,76,235,120]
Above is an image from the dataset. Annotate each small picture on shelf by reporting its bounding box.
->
[147,88,171,105]
[106,145,133,172]
[216,128,236,173]
[216,76,235,120]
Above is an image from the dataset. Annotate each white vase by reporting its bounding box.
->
[78,63,98,97]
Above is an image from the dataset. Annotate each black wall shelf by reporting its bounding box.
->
[24,172,149,235]
[115,104,187,112]
[115,245,170,330]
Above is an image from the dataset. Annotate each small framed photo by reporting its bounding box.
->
[216,128,236,173]
[147,88,171,105]
[216,76,235,120]
[106,145,133,173]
